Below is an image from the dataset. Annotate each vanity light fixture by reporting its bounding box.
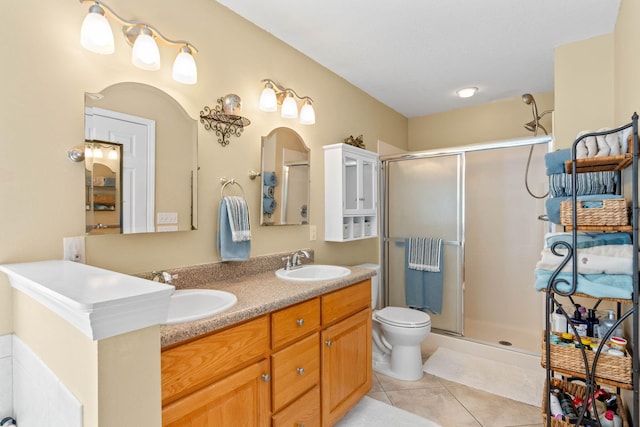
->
[456,87,478,98]
[79,0,198,84]
[258,79,316,125]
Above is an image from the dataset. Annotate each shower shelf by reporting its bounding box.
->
[542,115,639,427]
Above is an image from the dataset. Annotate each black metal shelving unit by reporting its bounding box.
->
[544,113,639,427]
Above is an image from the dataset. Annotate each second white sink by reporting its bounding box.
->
[276,265,351,282]
[164,289,237,324]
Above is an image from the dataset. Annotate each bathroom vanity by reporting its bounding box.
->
[160,269,373,427]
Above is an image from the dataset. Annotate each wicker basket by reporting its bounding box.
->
[560,198,628,226]
[541,332,633,388]
[542,378,629,427]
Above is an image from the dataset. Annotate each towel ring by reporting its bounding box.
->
[220,177,246,198]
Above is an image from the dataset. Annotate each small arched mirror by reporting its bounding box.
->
[260,127,310,226]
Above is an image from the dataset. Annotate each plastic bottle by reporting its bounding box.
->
[600,310,623,339]
[552,304,568,333]
[558,389,578,423]
[586,309,599,338]
[549,391,564,419]
[599,410,615,427]
[571,306,588,337]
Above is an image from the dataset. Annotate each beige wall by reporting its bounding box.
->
[554,34,615,150]
[408,92,554,150]
[0,0,407,424]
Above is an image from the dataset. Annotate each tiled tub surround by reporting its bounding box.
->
[0,334,82,427]
[148,250,377,347]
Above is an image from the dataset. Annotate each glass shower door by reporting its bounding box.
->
[385,154,464,334]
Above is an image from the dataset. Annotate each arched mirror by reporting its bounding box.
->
[84,82,198,234]
[260,127,310,226]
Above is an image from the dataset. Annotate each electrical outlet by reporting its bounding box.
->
[309,225,317,241]
[157,225,178,232]
[157,212,178,224]
[63,236,86,263]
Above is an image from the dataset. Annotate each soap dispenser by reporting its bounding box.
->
[552,304,567,333]
[600,310,623,339]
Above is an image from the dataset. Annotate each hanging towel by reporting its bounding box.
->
[407,237,442,272]
[263,172,278,186]
[405,238,444,314]
[217,196,251,261]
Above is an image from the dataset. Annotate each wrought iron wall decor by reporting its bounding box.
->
[200,95,251,146]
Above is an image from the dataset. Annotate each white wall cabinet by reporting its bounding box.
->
[324,143,378,241]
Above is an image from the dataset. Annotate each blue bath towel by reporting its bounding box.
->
[534,269,633,299]
[217,198,250,261]
[263,197,276,214]
[544,149,571,175]
[405,238,444,314]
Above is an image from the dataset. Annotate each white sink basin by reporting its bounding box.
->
[275,265,351,282]
[164,289,237,324]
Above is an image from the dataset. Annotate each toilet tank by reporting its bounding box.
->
[355,263,380,309]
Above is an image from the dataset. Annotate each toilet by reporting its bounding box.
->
[356,263,431,381]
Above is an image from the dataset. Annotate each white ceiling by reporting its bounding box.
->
[216,0,620,118]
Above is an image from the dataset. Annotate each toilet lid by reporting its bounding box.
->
[375,307,431,328]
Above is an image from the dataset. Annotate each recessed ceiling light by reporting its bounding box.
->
[456,87,478,98]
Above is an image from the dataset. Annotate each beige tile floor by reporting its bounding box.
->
[368,361,544,427]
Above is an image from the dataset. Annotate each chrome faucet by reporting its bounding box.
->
[152,271,177,285]
[291,250,311,267]
[282,250,311,270]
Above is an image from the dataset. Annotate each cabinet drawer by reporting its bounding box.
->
[161,315,269,406]
[321,280,371,325]
[272,385,321,427]
[272,298,320,349]
[272,332,320,412]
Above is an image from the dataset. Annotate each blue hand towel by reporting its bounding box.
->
[263,172,278,186]
[405,238,444,314]
[217,198,250,261]
[263,185,275,198]
[223,196,251,242]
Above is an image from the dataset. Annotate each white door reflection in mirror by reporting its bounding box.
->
[85,107,155,234]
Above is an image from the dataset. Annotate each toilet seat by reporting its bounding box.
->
[374,307,431,328]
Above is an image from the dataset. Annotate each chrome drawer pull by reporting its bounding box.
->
[261,374,271,382]
[325,340,333,347]
[297,367,305,375]
[296,318,305,326]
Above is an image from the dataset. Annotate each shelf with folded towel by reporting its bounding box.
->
[565,133,633,174]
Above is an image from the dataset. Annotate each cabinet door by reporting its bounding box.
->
[162,359,270,427]
[343,155,359,212]
[360,157,376,213]
[321,308,372,426]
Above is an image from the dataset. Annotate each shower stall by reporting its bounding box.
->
[381,135,552,354]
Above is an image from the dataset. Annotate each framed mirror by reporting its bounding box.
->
[84,82,198,234]
[260,127,310,226]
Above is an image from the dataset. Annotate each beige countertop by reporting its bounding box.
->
[160,266,375,348]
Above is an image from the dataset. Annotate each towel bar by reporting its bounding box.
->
[220,177,246,197]
[385,237,461,247]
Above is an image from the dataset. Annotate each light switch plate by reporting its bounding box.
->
[63,236,86,263]
[157,212,178,224]
[309,225,317,241]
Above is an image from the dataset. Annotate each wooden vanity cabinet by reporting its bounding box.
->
[320,280,372,427]
[161,279,371,427]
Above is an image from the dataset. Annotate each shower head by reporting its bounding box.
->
[522,93,535,105]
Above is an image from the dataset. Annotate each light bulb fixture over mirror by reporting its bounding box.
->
[258,79,315,125]
[79,0,198,84]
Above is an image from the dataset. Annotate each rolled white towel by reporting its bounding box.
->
[595,134,611,157]
[575,131,588,158]
[585,135,598,157]
[604,130,621,156]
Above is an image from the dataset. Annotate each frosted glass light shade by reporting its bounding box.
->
[172,47,197,84]
[132,30,160,71]
[80,6,115,54]
[281,94,298,119]
[259,86,278,112]
[108,147,118,159]
[299,100,315,125]
[93,147,103,158]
